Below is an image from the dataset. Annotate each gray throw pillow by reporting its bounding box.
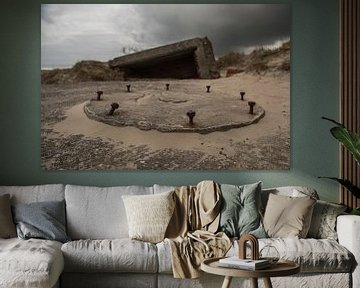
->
[0,194,17,238]
[307,200,347,240]
[12,200,70,243]
[218,182,266,238]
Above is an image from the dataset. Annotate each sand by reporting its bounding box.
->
[42,72,290,170]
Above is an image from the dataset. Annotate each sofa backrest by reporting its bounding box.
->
[261,186,319,212]
[153,184,176,194]
[153,183,319,209]
[0,184,320,240]
[0,184,65,204]
[65,184,154,240]
[154,184,319,211]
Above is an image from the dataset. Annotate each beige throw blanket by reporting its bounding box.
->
[165,181,231,279]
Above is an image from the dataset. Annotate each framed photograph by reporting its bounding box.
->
[41,4,290,170]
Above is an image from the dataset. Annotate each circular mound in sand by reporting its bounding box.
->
[84,84,265,134]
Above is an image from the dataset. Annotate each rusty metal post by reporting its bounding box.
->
[240,91,245,101]
[248,101,256,114]
[96,90,103,101]
[108,102,119,116]
[186,110,196,125]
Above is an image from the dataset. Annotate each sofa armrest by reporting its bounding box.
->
[337,215,360,288]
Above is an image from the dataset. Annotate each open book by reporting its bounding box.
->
[218,257,271,270]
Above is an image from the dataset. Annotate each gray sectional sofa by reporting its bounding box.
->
[0,183,359,288]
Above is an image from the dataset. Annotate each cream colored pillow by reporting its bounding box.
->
[122,191,175,243]
[263,193,316,238]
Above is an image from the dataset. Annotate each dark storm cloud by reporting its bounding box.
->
[134,4,290,55]
[41,4,290,69]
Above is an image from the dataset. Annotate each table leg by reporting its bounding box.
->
[221,276,233,288]
[251,278,258,288]
[263,277,273,288]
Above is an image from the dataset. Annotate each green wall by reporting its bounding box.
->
[0,0,340,203]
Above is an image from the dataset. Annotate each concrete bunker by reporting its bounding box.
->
[109,37,220,79]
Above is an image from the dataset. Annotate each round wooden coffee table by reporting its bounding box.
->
[201,257,300,288]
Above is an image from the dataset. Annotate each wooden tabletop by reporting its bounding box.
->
[201,257,300,278]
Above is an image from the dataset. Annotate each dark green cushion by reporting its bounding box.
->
[218,182,266,238]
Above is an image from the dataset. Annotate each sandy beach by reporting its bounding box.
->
[41,71,290,170]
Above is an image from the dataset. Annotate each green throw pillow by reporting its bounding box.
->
[218,182,266,238]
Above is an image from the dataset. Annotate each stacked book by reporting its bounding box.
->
[218,257,271,270]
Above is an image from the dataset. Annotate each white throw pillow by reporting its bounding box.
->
[122,191,175,243]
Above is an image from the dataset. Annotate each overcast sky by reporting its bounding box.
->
[41,4,290,69]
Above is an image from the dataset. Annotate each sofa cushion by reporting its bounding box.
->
[261,186,319,213]
[307,200,347,240]
[12,200,70,243]
[0,194,16,238]
[61,239,158,273]
[65,185,153,239]
[158,237,353,275]
[218,182,266,238]
[259,238,353,273]
[0,238,64,288]
[263,193,316,238]
[122,191,175,243]
[0,184,65,204]
[153,184,176,194]
[156,240,173,274]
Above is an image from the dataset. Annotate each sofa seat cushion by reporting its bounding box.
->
[228,238,353,273]
[0,238,64,288]
[157,238,354,274]
[62,239,158,273]
[156,240,173,274]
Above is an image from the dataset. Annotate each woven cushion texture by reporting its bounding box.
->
[122,191,175,243]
